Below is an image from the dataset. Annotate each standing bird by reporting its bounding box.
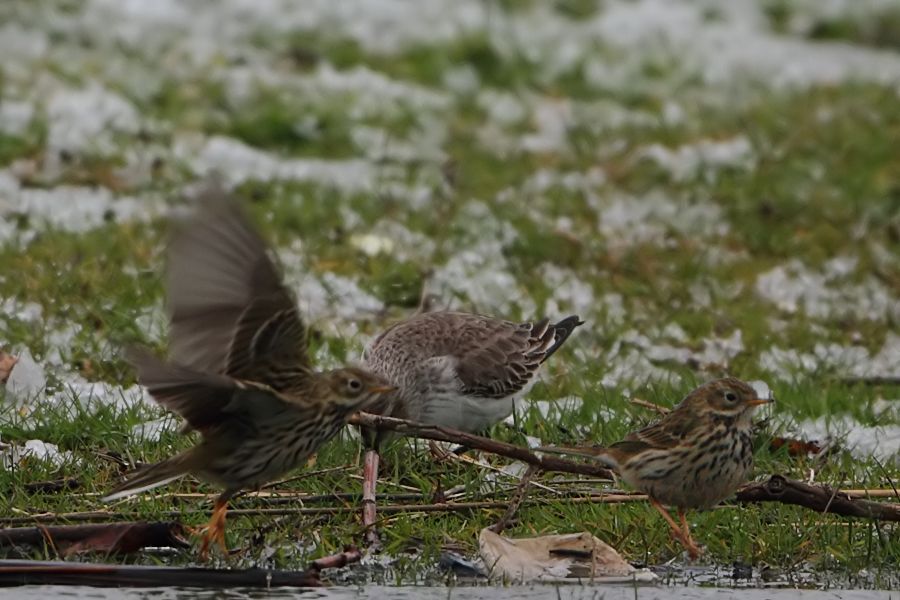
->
[103,188,394,557]
[359,310,583,537]
[541,377,772,558]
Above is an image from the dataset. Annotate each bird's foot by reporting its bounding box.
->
[196,500,229,560]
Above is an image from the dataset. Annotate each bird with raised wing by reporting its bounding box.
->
[104,189,394,557]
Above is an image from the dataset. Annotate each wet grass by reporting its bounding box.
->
[1,0,899,589]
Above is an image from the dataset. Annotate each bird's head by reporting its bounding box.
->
[686,377,773,421]
[322,367,396,412]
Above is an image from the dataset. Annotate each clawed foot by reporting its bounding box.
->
[650,499,703,560]
[195,499,229,560]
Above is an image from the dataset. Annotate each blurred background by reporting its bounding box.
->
[1,0,899,467]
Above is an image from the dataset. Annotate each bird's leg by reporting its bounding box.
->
[362,448,381,549]
[649,498,697,557]
[649,498,683,540]
[198,496,230,560]
[677,508,702,560]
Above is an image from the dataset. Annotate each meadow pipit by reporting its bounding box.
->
[104,188,394,557]
[544,377,772,559]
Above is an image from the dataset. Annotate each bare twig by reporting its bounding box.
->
[629,397,671,415]
[350,413,614,480]
[488,465,540,534]
[308,545,362,573]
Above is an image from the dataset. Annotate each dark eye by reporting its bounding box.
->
[347,378,362,393]
[725,391,738,402]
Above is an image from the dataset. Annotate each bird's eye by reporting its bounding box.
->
[347,378,362,393]
[724,391,738,402]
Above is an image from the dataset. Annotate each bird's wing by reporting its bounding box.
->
[128,346,296,434]
[621,408,699,450]
[165,186,311,391]
[449,313,581,399]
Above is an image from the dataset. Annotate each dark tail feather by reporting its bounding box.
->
[102,453,192,502]
[541,315,584,361]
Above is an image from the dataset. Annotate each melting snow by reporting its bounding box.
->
[4,349,46,402]
[46,85,140,155]
[636,136,756,182]
[2,185,164,244]
[132,417,176,442]
[178,135,375,192]
[1,439,74,469]
[797,416,900,466]
[756,259,900,322]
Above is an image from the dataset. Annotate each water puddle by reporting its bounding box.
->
[0,585,893,600]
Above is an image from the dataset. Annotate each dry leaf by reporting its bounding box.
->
[0,351,17,383]
[478,528,657,584]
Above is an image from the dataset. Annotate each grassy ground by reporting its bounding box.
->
[1,0,899,588]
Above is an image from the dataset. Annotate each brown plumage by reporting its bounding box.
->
[104,187,394,557]
[363,311,583,432]
[541,377,772,559]
[357,309,582,542]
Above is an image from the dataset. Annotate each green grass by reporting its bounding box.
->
[1,0,899,589]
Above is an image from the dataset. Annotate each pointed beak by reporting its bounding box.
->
[747,397,774,406]
[369,385,397,395]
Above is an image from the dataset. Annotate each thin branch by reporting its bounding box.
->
[488,464,539,534]
[629,397,671,415]
[350,413,614,480]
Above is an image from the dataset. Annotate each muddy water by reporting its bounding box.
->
[0,587,894,599]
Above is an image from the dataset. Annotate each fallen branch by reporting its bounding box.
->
[0,548,361,588]
[0,522,189,556]
[350,413,614,480]
[735,475,900,522]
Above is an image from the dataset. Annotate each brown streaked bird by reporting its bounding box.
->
[359,309,583,538]
[541,377,772,559]
[103,188,394,558]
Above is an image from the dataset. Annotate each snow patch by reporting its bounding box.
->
[179,135,375,192]
[636,136,755,182]
[797,416,900,465]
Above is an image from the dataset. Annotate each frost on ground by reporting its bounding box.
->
[797,416,900,466]
[1,438,75,469]
[0,0,899,466]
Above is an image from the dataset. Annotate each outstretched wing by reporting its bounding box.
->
[127,346,296,434]
[165,186,311,391]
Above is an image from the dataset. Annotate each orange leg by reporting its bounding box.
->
[677,508,701,560]
[649,498,701,560]
[198,497,229,560]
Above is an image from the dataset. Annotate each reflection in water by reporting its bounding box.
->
[0,587,894,600]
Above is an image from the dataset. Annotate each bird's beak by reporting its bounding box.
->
[370,385,397,394]
[747,397,774,406]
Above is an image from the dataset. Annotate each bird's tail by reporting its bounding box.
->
[540,315,584,361]
[102,453,193,502]
[535,444,619,470]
